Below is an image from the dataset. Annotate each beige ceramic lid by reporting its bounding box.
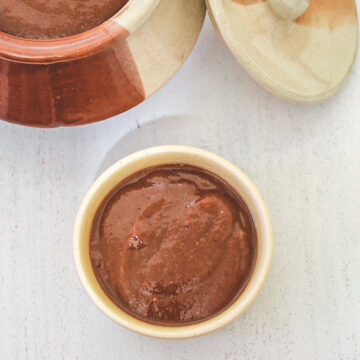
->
[206,0,359,103]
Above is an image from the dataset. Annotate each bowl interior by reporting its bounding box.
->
[73,146,273,339]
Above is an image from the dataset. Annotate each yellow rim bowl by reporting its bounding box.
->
[73,145,274,339]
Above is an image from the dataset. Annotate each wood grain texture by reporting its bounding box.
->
[0,16,360,359]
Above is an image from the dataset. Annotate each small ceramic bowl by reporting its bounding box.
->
[73,145,273,339]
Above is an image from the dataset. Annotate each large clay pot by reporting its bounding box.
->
[0,0,206,127]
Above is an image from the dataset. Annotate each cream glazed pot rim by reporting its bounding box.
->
[73,145,274,339]
[113,0,160,35]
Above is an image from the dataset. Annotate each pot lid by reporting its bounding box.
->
[206,0,358,103]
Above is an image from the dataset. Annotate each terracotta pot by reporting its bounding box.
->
[0,0,206,127]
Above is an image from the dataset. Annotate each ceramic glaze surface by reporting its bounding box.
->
[207,0,358,102]
[0,35,145,127]
[0,0,206,127]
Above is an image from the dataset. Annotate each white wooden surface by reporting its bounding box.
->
[1,17,360,360]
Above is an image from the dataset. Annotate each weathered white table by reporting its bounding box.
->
[1,16,359,360]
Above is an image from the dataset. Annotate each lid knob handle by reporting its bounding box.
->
[268,0,310,20]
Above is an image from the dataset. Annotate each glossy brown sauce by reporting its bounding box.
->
[0,0,129,39]
[90,165,257,325]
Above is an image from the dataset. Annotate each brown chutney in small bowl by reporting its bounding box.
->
[90,164,257,325]
[74,145,273,338]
